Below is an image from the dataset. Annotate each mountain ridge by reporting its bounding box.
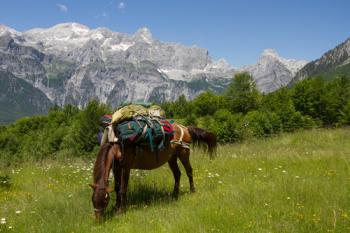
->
[291,37,350,84]
[0,22,310,123]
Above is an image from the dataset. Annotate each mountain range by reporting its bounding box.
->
[0,23,349,123]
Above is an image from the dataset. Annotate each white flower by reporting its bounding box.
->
[295,176,300,179]
[218,181,223,184]
[258,168,262,171]
[282,170,287,173]
[1,218,6,224]
[8,226,12,229]
[15,210,21,214]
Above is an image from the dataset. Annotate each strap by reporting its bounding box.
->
[179,125,184,142]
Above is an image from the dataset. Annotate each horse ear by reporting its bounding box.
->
[106,186,113,193]
[89,184,97,189]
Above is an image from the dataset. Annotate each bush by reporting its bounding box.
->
[198,109,244,143]
[242,111,281,137]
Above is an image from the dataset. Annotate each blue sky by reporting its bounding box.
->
[0,0,349,67]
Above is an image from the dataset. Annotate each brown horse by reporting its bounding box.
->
[90,123,216,219]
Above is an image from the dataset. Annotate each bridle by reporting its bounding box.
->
[93,187,109,213]
[94,207,105,213]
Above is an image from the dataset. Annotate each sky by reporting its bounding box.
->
[0,0,349,67]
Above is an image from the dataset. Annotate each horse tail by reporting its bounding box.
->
[187,126,217,158]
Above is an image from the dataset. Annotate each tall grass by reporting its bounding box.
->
[1,128,350,232]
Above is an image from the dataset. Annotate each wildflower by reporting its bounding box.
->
[1,218,6,224]
[264,203,268,207]
[286,197,291,200]
[295,176,300,179]
[8,226,12,229]
[282,170,287,173]
[218,181,223,184]
[15,210,21,214]
[258,168,262,171]
[215,173,220,177]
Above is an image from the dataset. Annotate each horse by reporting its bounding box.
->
[90,123,217,220]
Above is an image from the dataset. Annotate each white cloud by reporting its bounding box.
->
[118,2,125,10]
[56,3,68,13]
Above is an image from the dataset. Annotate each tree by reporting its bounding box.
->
[291,76,326,122]
[261,87,312,132]
[225,72,261,114]
[192,91,223,116]
[322,75,350,124]
[70,100,110,152]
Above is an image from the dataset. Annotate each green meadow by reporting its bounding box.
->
[1,128,350,232]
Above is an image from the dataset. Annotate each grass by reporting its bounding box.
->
[1,128,350,232]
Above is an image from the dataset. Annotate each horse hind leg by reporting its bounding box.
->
[168,154,181,198]
[178,148,195,193]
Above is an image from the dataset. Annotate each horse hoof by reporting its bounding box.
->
[116,208,126,215]
[190,187,196,193]
[172,191,179,199]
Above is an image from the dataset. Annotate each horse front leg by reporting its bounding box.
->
[117,167,130,214]
[113,164,122,212]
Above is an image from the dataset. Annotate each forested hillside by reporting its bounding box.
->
[1,72,349,165]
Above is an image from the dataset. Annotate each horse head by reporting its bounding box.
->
[90,184,113,219]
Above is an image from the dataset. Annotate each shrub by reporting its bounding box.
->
[242,111,281,137]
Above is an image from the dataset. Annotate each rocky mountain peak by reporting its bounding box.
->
[0,24,20,36]
[52,22,90,34]
[134,27,153,43]
[261,49,280,59]
[239,49,308,93]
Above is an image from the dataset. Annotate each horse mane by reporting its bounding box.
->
[187,125,217,158]
[93,143,112,184]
